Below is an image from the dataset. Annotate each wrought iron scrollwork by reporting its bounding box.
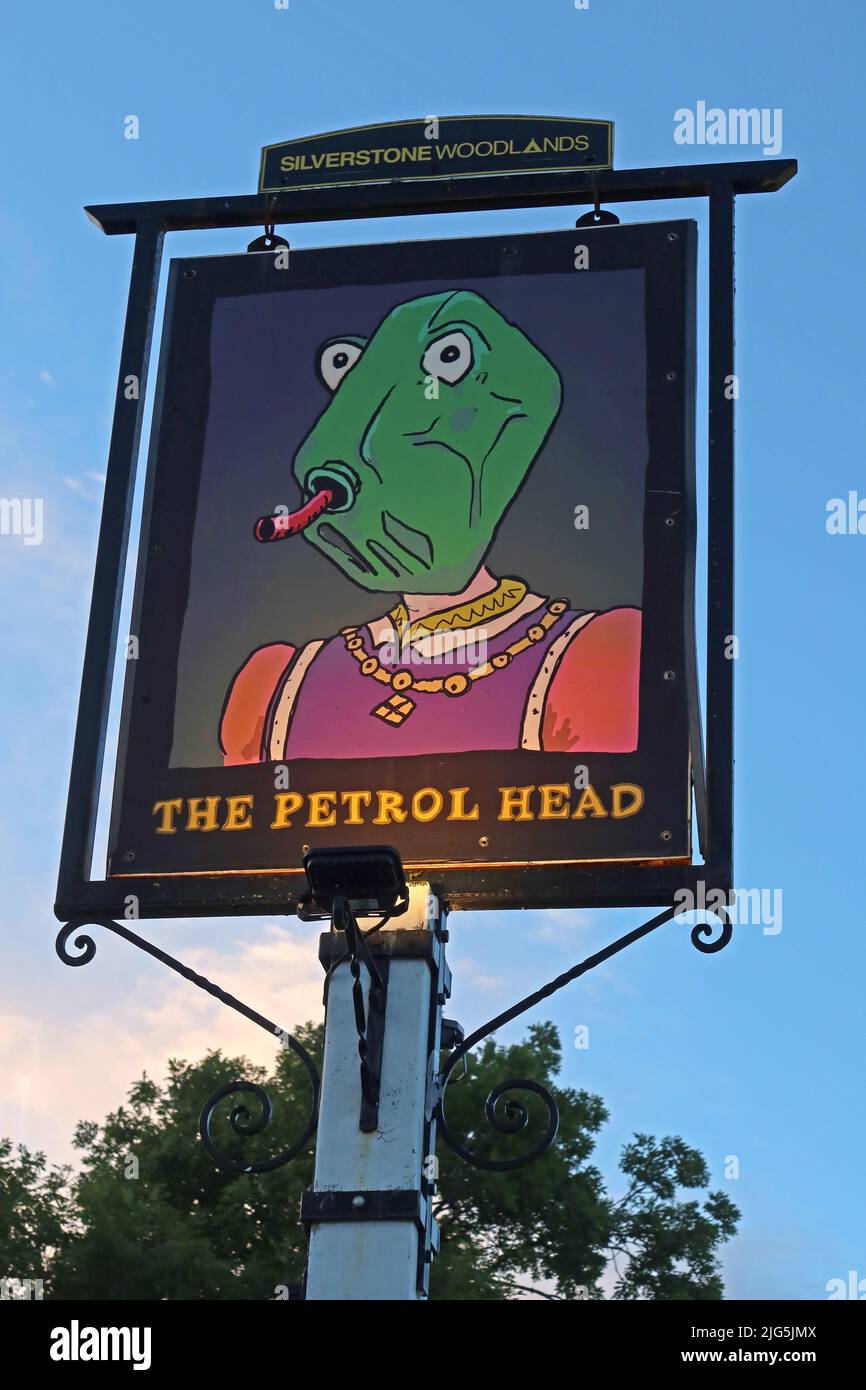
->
[435,902,732,1171]
[689,905,733,954]
[55,917,320,1173]
[199,1034,320,1174]
[55,919,105,966]
[436,1056,560,1173]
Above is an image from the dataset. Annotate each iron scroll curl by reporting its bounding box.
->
[55,917,320,1173]
[433,902,732,1171]
[435,1053,561,1173]
[198,1038,320,1175]
[689,904,733,953]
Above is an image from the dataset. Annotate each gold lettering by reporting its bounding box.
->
[340,790,372,825]
[222,795,253,831]
[571,785,608,819]
[538,784,571,819]
[448,787,480,821]
[186,796,220,832]
[152,798,182,834]
[498,786,535,821]
[412,787,444,822]
[611,783,645,818]
[271,792,304,829]
[373,790,408,825]
[306,791,337,827]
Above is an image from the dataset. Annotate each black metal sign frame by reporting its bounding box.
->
[55,157,798,921]
[108,222,694,887]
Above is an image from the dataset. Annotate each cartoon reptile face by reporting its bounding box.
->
[291,289,562,595]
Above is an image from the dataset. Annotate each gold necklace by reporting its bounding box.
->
[390,577,527,643]
[341,597,569,726]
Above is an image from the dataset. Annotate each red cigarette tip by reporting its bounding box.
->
[254,488,334,542]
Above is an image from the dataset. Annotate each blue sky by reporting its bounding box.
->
[2,0,864,1300]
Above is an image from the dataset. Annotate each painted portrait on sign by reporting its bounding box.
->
[220,287,641,766]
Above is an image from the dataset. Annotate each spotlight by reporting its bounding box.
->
[300,845,408,919]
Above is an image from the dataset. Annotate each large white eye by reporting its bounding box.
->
[318,340,364,391]
[422,330,473,385]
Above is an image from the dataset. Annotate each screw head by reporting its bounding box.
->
[664,669,676,682]
[660,830,673,842]
[351,1194,365,1208]
[667,232,678,242]
[478,835,490,848]
[666,370,677,382]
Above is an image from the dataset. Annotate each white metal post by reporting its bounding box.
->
[304,885,447,1300]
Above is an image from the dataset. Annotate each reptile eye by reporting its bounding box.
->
[318,339,364,391]
[422,331,473,385]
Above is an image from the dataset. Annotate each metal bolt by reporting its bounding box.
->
[351,1194,365,1208]
[123,850,136,862]
[663,669,676,681]
[660,830,672,842]
[665,516,675,528]
[183,268,196,279]
[666,370,677,382]
[478,835,489,848]
[667,232,678,242]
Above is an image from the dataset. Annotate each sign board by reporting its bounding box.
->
[259,116,613,192]
[108,221,698,906]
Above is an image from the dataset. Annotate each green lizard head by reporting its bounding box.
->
[291,288,562,594]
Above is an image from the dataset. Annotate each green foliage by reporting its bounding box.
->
[607,1135,741,1300]
[431,1023,610,1300]
[0,1137,71,1294]
[0,1022,739,1301]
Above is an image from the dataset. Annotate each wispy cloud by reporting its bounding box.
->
[2,923,324,1165]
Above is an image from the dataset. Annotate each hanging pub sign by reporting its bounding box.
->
[259,115,614,192]
[107,220,699,907]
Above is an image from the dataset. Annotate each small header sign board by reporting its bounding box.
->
[108,221,697,911]
[259,115,614,193]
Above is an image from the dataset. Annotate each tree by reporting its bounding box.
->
[0,1022,738,1300]
[0,1137,71,1296]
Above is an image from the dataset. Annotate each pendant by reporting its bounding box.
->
[371,692,416,726]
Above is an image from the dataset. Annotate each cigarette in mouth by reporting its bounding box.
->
[254,487,334,542]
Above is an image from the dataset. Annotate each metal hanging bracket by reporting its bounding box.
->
[54,916,320,1173]
[246,222,290,252]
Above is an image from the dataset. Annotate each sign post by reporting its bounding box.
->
[53,119,797,1300]
[304,886,447,1300]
